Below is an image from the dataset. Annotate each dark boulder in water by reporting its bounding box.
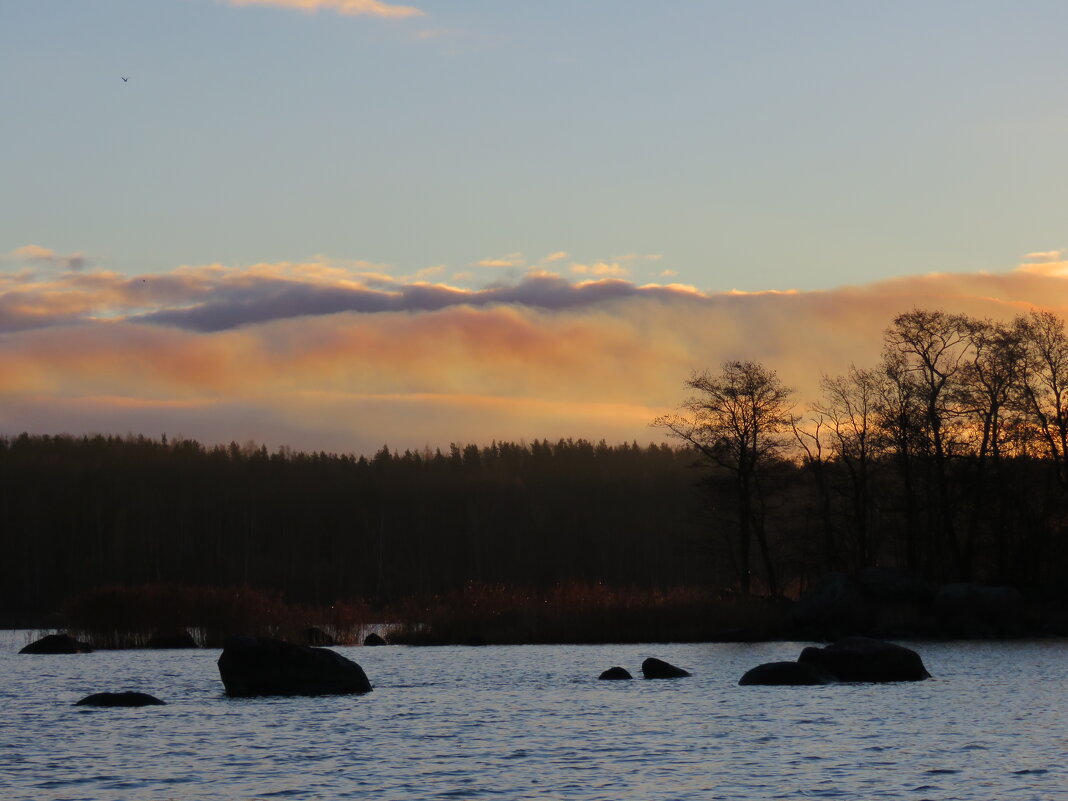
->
[217,636,372,697]
[304,627,336,647]
[641,657,691,679]
[598,666,632,680]
[19,633,93,654]
[75,692,165,707]
[147,630,198,649]
[799,636,930,682]
[738,661,837,686]
[363,633,387,646]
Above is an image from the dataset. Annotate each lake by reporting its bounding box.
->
[2,631,1066,800]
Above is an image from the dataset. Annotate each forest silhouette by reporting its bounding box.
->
[5,308,1068,640]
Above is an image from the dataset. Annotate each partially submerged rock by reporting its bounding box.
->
[598,666,632,680]
[75,692,165,707]
[738,661,836,686]
[363,633,387,646]
[641,657,691,679]
[147,630,198,649]
[798,636,930,682]
[19,633,93,654]
[217,636,372,697]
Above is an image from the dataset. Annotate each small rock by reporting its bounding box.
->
[363,633,387,646]
[19,633,93,654]
[598,666,632,680]
[641,657,691,679]
[75,692,165,707]
[738,661,837,686]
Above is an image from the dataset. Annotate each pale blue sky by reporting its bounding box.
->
[3,0,1066,291]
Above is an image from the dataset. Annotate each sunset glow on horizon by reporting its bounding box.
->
[3,2,1067,454]
[4,247,1068,454]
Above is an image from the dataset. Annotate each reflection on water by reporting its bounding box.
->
[2,633,1067,800]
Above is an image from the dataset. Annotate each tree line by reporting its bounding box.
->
[656,308,1068,598]
[0,435,713,623]
[4,307,1068,624]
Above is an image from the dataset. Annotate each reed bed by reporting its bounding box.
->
[62,584,374,648]
[57,581,790,648]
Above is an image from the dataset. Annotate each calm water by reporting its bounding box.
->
[2,631,1067,801]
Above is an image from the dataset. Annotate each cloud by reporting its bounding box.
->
[10,245,56,261]
[1017,250,1068,278]
[7,254,1068,454]
[1024,250,1063,263]
[475,253,525,269]
[228,0,424,17]
[415,28,460,40]
[541,252,570,263]
[8,244,88,271]
[413,265,446,280]
[571,262,629,277]
[616,253,663,262]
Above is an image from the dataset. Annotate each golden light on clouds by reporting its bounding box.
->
[228,0,424,18]
[4,251,1068,453]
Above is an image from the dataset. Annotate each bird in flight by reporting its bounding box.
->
[121,76,129,82]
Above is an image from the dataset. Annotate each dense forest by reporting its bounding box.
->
[5,307,1068,627]
[0,435,712,624]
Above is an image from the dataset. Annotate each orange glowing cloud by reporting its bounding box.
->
[228,0,424,18]
[5,254,1068,454]
[571,262,629,277]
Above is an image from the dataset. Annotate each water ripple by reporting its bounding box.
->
[1,635,1067,800]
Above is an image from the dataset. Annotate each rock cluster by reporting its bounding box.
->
[739,636,930,685]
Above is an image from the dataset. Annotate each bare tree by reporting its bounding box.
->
[654,360,795,596]
[806,365,884,569]
[881,309,972,577]
[954,317,1028,575]
[1017,310,1068,489]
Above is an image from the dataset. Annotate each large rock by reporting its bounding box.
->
[598,666,633,680]
[147,630,198,649]
[217,636,372,697]
[75,692,165,707]
[799,636,930,682]
[641,657,691,679]
[19,633,93,654]
[738,661,837,686]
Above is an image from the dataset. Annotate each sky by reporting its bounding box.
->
[2,1,1067,454]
